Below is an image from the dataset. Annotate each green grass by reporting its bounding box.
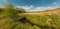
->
[23,14,60,29]
[0,14,60,29]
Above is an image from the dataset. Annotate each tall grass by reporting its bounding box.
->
[0,4,60,29]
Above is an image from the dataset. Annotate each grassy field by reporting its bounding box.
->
[0,12,60,29]
[0,10,60,29]
[0,4,60,29]
[16,13,60,29]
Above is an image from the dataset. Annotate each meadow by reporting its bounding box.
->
[0,4,60,29]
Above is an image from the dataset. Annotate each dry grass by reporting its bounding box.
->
[21,8,60,15]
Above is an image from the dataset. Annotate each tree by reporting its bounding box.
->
[15,8,26,13]
[1,3,19,18]
[0,8,3,13]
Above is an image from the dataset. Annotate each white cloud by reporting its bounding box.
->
[16,5,59,12]
[16,5,34,12]
[3,0,7,3]
[52,2,58,7]
[34,7,58,11]
[53,2,57,4]
[16,5,33,10]
[30,5,33,8]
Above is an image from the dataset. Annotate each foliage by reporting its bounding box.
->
[0,3,25,18]
[16,8,26,13]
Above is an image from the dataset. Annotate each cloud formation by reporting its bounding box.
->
[16,5,33,10]
[53,2,57,4]
[34,7,58,11]
[27,7,58,11]
[16,2,59,12]
[52,2,58,7]
[3,0,7,3]
[16,5,58,11]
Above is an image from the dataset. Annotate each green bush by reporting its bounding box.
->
[0,4,25,18]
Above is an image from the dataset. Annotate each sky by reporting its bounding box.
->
[0,0,60,11]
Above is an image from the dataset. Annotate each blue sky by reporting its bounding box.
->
[0,0,60,11]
